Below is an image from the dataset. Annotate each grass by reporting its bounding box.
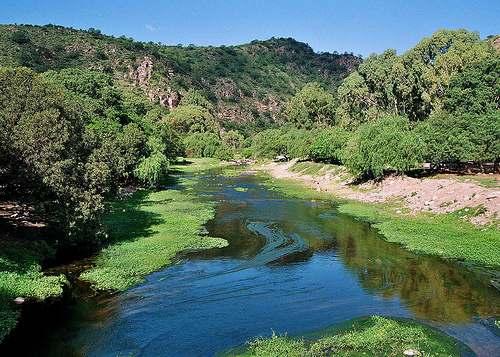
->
[338,201,500,268]
[289,161,350,180]
[433,173,499,189]
[231,316,462,357]
[80,160,228,291]
[0,240,66,342]
[290,161,328,176]
[260,172,500,269]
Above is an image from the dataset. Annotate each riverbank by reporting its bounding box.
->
[0,239,66,342]
[0,158,228,342]
[231,316,464,356]
[80,158,229,291]
[259,160,500,269]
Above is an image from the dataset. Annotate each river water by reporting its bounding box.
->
[4,170,500,356]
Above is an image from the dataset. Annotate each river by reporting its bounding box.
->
[3,169,500,356]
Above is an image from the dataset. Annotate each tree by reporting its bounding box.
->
[336,29,494,125]
[221,130,244,150]
[309,127,350,163]
[0,66,101,239]
[284,83,336,128]
[134,136,169,186]
[343,115,423,178]
[444,57,500,114]
[415,110,500,168]
[183,132,222,158]
[166,104,217,134]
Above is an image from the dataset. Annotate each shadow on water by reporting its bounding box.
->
[2,169,499,356]
[0,181,182,356]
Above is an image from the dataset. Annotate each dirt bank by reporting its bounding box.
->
[262,160,499,225]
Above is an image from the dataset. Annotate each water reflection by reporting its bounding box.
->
[202,173,499,324]
[2,170,498,356]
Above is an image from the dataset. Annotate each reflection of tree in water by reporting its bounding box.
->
[192,173,499,323]
[328,214,500,323]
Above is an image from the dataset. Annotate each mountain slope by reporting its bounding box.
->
[0,24,361,131]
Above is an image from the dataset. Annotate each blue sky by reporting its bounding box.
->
[1,0,498,56]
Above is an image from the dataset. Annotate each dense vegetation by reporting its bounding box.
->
[244,30,499,178]
[231,316,462,356]
[0,23,498,345]
[0,24,360,134]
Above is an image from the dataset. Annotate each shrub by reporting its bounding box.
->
[214,144,234,160]
[343,115,423,178]
[309,127,350,163]
[183,132,222,158]
[284,82,336,128]
[416,110,500,167]
[247,127,314,159]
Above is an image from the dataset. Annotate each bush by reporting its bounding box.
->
[247,127,314,159]
[183,132,222,158]
[416,110,500,167]
[309,127,350,163]
[214,144,234,160]
[343,115,423,178]
[248,129,285,158]
[284,82,336,128]
[134,136,169,186]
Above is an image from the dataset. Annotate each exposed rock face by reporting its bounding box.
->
[217,103,254,124]
[128,57,181,109]
[214,78,242,100]
[129,56,153,88]
[492,36,500,51]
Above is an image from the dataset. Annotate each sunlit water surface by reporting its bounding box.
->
[4,170,500,356]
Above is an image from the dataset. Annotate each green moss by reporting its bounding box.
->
[232,316,462,357]
[290,161,327,176]
[262,173,500,268]
[80,169,227,291]
[172,157,230,173]
[0,241,66,342]
[338,201,500,268]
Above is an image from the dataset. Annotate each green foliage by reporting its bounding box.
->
[0,66,103,237]
[284,82,336,128]
[343,115,423,178]
[180,89,214,110]
[336,29,495,125]
[247,127,314,159]
[183,132,222,158]
[0,65,183,243]
[221,130,244,150]
[0,240,66,342]
[0,24,360,134]
[134,136,169,186]
[338,201,500,268]
[214,144,235,161]
[309,127,350,163]
[416,110,500,166]
[166,104,217,134]
[444,56,500,114]
[235,316,461,356]
[80,174,227,291]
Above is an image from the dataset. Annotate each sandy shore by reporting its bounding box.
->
[261,160,499,225]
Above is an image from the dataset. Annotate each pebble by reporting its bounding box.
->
[14,297,25,305]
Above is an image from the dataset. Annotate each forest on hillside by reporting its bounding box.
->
[0,26,498,248]
[0,20,499,354]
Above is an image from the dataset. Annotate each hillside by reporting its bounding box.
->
[0,24,360,132]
